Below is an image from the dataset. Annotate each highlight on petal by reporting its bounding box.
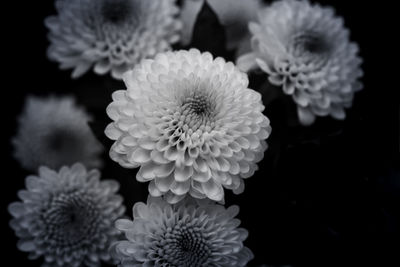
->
[105,49,271,203]
[111,196,253,266]
[238,0,363,125]
[7,163,125,266]
[297,106,316,126]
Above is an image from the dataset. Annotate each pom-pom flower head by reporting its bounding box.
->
[45,0,182,79]
[106,49,271,203]
[12,96,103,171]
[237,0,363,125]
[8,163,125,266]
[111,197,253,266]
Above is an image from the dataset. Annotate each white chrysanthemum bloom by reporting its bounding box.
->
[181,0,263,53]
[12,96,103,171]
[45,0,182,79]
[8,163,125,267]
[105,49,271,203]
[111,196,253,266]
[237,0,363,125]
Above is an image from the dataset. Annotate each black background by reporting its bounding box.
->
[2,0,399,266]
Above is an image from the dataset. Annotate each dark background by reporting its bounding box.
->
[2,0,399,266]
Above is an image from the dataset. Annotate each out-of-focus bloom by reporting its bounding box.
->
[8,163,125,267]
[105,49,271,203]
[180,0,263,53]
[45,0,182,79]
[237,0,363,125]
[12,96,103,171]
[111,196,253,266]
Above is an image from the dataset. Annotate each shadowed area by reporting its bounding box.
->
[292,32,330,56]
[46,129,80,152]
[101,0,135,24]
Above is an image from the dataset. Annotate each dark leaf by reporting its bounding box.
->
[191,2,226,57]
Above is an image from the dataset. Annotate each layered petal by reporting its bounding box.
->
[112,196,253,266]
[46,0,182,79]
[106,49,271,203]
[12,96,103,171]
[7,163,125,266]
[237,0,363,125]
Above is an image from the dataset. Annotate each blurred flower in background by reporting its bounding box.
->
[105,49,271,203]
[237,0,363,125]
[180,0,263,54]
[8,163,125,266]
[111,196,253,266]
[45,0,182,79]
[12,96,103,171]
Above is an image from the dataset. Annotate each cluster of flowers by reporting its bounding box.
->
[8,0,362,266]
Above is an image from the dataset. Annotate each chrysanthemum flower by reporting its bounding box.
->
[45,0,182,79]
[105,49,271,203]
[181,0,263,53]
[237,0,363,125]
[12,96,103,171]
[111,196,253,266]
[8,163,125,267]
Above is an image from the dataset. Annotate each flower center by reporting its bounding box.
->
[182,94,211,116]
[178,91,216,133]
[40,191,101,248]
[100,0,134,24]
[157,222,212,266]
[46,129,79,152]
[292,31,329,56]
[160,90,218,151]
